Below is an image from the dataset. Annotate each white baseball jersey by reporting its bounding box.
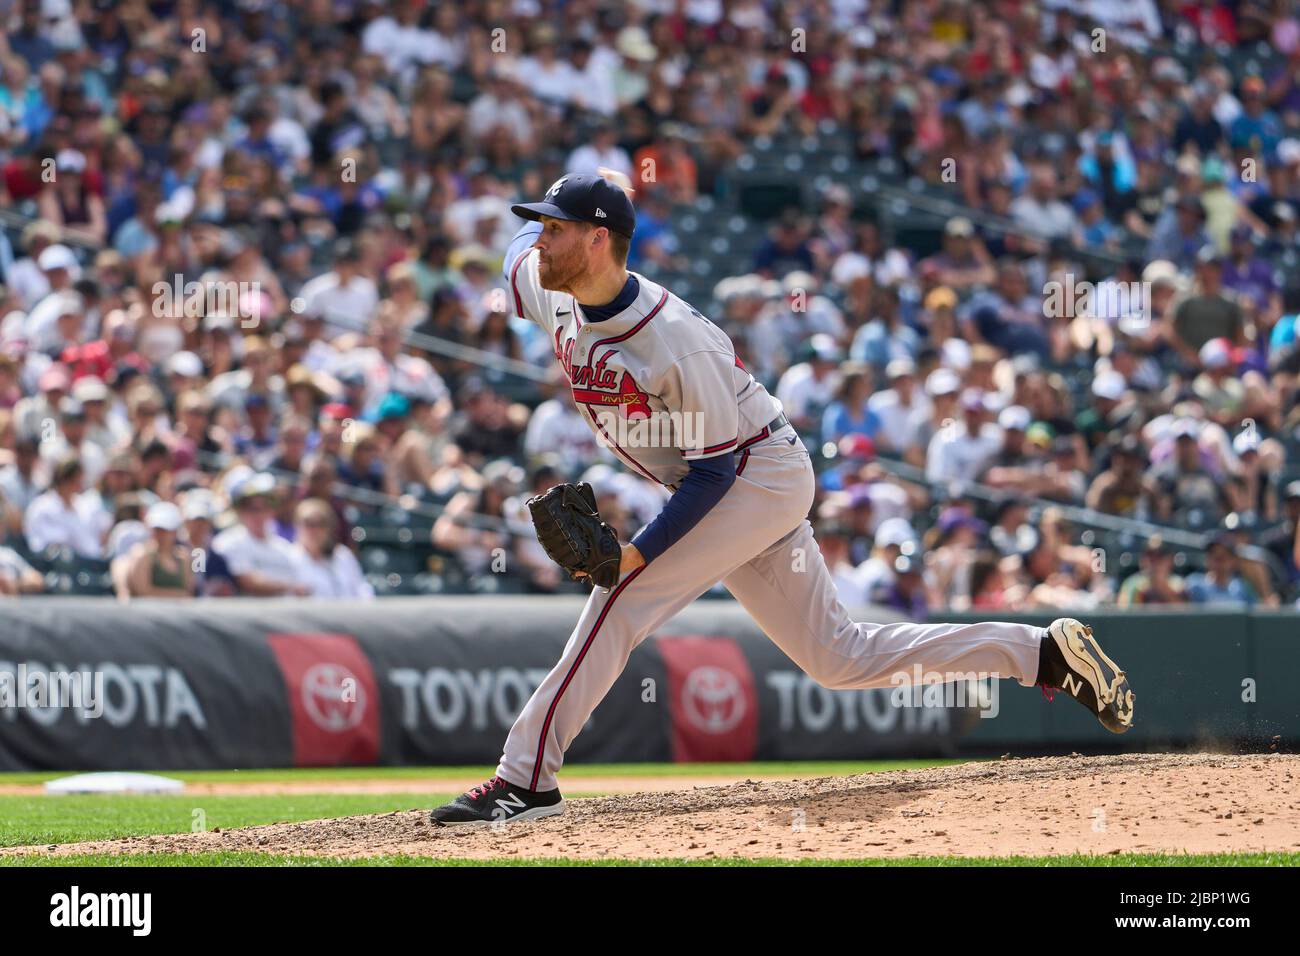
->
[508,246,782,487]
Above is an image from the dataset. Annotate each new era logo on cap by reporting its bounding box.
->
[512,173,636,238]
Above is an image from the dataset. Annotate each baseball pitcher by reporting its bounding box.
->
[430,171,1134,825]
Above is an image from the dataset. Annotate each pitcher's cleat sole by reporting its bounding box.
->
[1043,617,1135,733]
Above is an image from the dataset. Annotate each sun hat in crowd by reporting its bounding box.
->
[874,517,917,549]
[1092,370,1128,401]
[885,357,917,380]
[925,367,961,397]
[1232,431,1260,456]
[146,501,183,532]
[38,244,79,273]
[997,405,1031,431]
[181,490,221,523]
[72,376,109,402]
[234,472,277,503]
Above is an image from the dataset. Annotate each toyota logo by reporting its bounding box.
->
[301,663,365,732]
[681,666,745,734]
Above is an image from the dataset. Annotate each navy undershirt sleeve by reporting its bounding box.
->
[630,452,737,565]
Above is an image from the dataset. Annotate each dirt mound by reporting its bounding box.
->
[21,753,1300,861]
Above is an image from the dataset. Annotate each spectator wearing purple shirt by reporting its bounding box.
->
[875,553,929,618]
[1222,225,1281,325]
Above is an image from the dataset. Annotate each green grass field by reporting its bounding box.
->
[0,759,951,787]
[0,760,1289,867]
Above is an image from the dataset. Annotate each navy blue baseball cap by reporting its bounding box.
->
[511,173,636,238]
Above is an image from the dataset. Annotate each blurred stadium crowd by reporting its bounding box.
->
[1,0,1299,611]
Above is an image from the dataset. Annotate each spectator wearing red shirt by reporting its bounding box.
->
[798,61,843,125]
[1182,2,1238,45]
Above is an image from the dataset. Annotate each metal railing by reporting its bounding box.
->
[864,453,1290,583]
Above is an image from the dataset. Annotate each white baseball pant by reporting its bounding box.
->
[497,431,1045,791]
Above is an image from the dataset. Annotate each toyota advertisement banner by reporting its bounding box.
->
[0,598,975,771]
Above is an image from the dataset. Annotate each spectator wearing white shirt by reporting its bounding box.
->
[0,541,43,595]
[867,358,933,461]
[40,398,106,487]
[856,517,920,603]
[72,375,129,453]
[814,520,871,604]
[295,239,379,335]
[359,3,455,86]
[443,177,514,248]
[519,24,581,110]
[612,26,656,107]
[205,335,286,415]
[6,220,61,311]
[523,367,604,475]
[14,364,70,446]
[465,70,534,147]
[567,38,618,116]
[925,388,1005,485]
[566,124,633,180]
[289,498,373,600]
[24,456,104,558]
[26,290,85,359]
[775,334,844,433]
[211,473,308,597]
[505,465,566,592]
[0,434,44,519]
[342,310,449,417]
[774,271,848,341]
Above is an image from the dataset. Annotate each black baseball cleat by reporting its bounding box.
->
[1037,617,1135,733]
[429,775,565,826]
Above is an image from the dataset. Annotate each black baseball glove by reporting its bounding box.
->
[526,482,622,589]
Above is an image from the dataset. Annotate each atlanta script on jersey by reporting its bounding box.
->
[509,247,782,488]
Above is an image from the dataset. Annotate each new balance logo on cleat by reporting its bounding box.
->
[494,792,526,816]
[429,775,565,826]
[1039,618,1135,734]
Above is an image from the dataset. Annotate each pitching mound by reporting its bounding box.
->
[22,753,1300,861]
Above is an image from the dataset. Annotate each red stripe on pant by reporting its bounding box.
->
[529,564,647,791]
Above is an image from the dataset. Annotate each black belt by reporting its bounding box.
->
[738,411,791,451]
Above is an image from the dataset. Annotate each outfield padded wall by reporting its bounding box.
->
[0,601,1291,770]
[941,610,1292,751]
[0,597,971,771]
